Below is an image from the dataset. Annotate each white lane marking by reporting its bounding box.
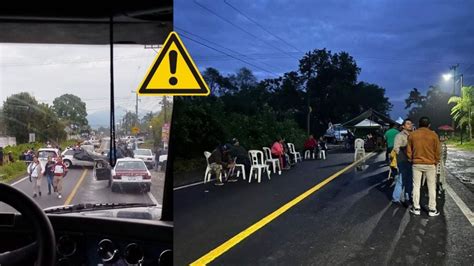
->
[11,176,29,186]
[147,191,160,206]
[445,183,474,226]
[173,178,216,191]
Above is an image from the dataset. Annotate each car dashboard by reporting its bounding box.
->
[0,213,173,266]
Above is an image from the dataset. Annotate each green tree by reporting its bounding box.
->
[121,111,139,135]
[296,49,390,135]
[2,93,66,143]
[2,92,41,143]
[405,88,426,109]
[52,94,88,133]
[448,86,474,140]
[35,103,67,143]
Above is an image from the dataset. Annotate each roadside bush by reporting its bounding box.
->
[0,161,27,181]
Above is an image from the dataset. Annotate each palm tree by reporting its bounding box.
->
[448,86,474,140]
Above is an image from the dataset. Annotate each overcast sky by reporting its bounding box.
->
[0,43,165,123]
[175,0,474,119]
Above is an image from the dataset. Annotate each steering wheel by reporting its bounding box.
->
[0,183,56,266]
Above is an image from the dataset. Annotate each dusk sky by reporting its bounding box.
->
[175,0,474,119]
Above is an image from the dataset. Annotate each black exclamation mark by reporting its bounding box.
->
[168,50,178,86]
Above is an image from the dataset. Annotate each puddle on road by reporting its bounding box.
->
[445,147,474,192]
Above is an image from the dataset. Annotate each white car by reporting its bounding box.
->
[61,148,95,168]
[111,158,151,192]
[133,149,155,168]
[37,148,60,169]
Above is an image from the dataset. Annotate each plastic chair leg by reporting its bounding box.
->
[258,168,262,183]
[204,168,210,183]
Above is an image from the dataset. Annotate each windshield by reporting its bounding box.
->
[38,151,57,158]
[134,149,152,156]
[0,43,172,221]
[115,161,148,171]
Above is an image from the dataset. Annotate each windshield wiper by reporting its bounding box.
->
[44,203,156,214]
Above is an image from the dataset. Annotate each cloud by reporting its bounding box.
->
[175,0,474,118]
[1,44,166,118]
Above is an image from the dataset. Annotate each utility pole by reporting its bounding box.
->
[163,96,168,123]
[131,91,141,126]
[450,64,459,137]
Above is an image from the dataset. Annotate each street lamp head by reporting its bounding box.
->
[149,125,153,129]
[443,73,453,81]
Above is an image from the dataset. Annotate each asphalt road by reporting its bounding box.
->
[0,166,164,213]
[175,150,473,265]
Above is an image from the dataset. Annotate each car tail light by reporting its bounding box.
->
[143,174,151,180]
[113,175,122,180]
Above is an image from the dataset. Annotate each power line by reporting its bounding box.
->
[193,0,299,60]
[223,0,303,53]
[175,26,284,72]
[179,33,279,76]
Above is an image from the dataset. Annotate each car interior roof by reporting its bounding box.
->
[0,2,172,44]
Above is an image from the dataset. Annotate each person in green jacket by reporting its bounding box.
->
[384,123,400,163]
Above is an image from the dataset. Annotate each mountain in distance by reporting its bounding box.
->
[87,106,154,129]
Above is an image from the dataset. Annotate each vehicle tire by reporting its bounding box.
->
[96,161,104,168]
[144,185,151,193]
[63,160,72,168]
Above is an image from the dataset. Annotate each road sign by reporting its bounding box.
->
[131,127,140,135]
[29,133,35,143]
[161,123,170,143]
[137,31,210,96]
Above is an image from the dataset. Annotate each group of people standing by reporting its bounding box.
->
[27,155,68,199]
[386,116,444,217]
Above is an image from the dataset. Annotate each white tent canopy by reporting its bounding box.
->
[354,119,382,128]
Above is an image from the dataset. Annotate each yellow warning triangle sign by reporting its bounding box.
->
[137,31,210,96]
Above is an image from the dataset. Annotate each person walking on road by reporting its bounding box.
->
[44,156,55,195]
[384,123,399,163]
[0,147,4,166]
[52,156,68,199]
[407,116,441,217]
[27,156,43,198]
[392,119,413,206]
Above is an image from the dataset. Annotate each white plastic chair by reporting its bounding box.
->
[287,143,302,163]
[203,151,223,183]
[248,150,271,183]
[319,149,326,160]
[229,157,246,180]
[304,150,316,159]
[354,138,365,162]
[263,147,281,175]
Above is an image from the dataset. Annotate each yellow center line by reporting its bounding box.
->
[64,168,88,206]
[190,152,375,266]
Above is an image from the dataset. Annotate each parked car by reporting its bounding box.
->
[61,148,95,168]
[110,158,151,192]
[324,123,348,143]
[133,148,155,169]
